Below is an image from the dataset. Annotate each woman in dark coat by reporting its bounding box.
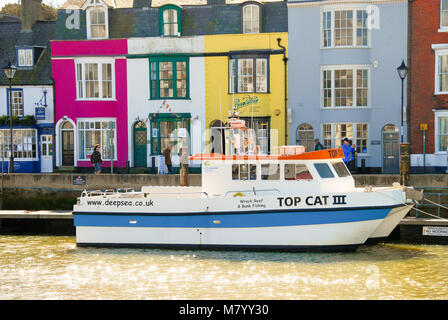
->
[91,144,103,174]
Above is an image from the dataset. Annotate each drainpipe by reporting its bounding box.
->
[277,38,288,146]
[51,77,56,172]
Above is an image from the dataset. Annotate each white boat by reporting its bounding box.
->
[73,147,415,252]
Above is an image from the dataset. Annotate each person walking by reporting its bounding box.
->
[180,147,189,186]
[314,139,324,151]
[91,144,103,174]
[163,144,174,174]
[341,138,356,171]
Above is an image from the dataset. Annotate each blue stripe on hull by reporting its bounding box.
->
[74,208,390,228]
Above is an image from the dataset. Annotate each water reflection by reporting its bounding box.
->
[1,235,447,300]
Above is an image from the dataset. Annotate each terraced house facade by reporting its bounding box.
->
[52,0,287,173]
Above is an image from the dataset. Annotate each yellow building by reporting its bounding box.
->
[204,32,288,155]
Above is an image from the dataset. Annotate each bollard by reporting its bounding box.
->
[400,143,410,186]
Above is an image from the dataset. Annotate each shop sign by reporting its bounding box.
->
[233,95,260,113]
[35,107,46,120]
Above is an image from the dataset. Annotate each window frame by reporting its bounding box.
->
[75,58,115,101]
[149,56,190,100]
[321,65,370,108]
[77,118,117,161]
[84,1,109,40]
[441,0,448,31]
[435,110,448,154]
[321,7,371,49]
[321,122,370,155]
[434,48,448,95]
[159,4,182,37]
[0,128,38,161]
[229,54,270,94]
[241,3,262,34]
[16,48,34,68]
[150,113,191,156]
[6,88,24,118]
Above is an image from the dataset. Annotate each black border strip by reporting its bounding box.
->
[73,204,402,216]
[76,242,360,253]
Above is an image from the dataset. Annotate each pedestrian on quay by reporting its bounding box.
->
[341,138,356,170]
[91,144,103,174]
[180,147,189,186]
[164,144,174,174]
[314,139,324,151]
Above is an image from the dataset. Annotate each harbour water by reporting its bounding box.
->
[1,235,447,300]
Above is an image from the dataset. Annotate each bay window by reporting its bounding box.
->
[0,129,37,159]
[321,123,369,154]
[150,114,190,155]
[78,119,116,160]
[76,60,114,99]
[150,57,189,99]
[322,66,369,108]
[322,9,369,48]
[435,111,448,153]
[229,56,269,93]
[441,0,448,29]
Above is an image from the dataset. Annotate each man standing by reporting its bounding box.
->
[314,139,324,151]
[163,145,174,174]
[341,138,356,171]
[180,147,189,186]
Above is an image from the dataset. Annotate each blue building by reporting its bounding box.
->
[0,0,55,173]
[287,0,408,173]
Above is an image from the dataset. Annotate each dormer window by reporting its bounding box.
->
[242,3,261,34]
[84,0,109,39]
[159,5,181,37]
[17,48,33,67]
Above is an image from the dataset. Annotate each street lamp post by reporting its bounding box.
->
[397,60,408,143]
[2,61,17,173]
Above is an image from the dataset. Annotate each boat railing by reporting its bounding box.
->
[80,189,209,198]
[225,188,281,197]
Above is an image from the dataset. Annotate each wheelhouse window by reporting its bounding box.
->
[332,161,351,177]
[314,163,335,179]
[150,114,190,155]
[242,4,261,34]
[261,164,279,180]
[229,56,268,93]
[232,163,257,181]
[284,164,313,181]
[150,57,189,99]
[322,9,369,48]
[76,60,114,100]
[7,89,24,117]
[0,129,37,159]
[17,48,33,67]
[78,119,116,160]
[159,5,181,37]
[322,66,369,108]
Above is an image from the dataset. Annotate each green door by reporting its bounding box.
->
[134,122,147,167]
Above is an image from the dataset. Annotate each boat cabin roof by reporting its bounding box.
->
[189,148,345,162]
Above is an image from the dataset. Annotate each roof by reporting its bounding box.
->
[0,21,56,85]
[189,149,345,161]
[0,14,21,22]
[55,0,287,39]
[60,0,208,9]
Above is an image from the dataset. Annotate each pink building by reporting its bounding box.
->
[51,39,128,171]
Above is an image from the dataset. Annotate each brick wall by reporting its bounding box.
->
[410,0,448,154]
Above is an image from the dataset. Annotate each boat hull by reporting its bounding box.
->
[368,204,413,239]
[73,207,395,252]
